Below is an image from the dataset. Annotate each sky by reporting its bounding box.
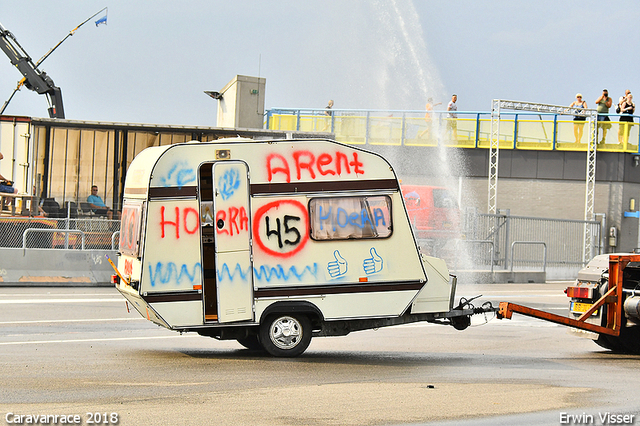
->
[1,0,639,126]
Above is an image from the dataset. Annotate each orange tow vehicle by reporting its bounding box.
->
[498,253,640,354]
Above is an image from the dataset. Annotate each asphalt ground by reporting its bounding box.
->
[0,282,639,426]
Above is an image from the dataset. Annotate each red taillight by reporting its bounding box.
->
[111,274,120,284]
[566,286,592,299]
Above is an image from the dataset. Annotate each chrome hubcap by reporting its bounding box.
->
[270,316,302,350]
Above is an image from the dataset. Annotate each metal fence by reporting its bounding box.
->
[0,216,120,250]
[450,211,603,274]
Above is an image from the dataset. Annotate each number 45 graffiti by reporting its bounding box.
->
[265,215,301,249]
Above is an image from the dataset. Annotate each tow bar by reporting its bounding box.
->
[496,254,634,337]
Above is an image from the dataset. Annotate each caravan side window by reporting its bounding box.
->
[309,195,392,241]
[119,200,145,257]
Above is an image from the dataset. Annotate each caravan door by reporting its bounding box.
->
[212,161,253,323]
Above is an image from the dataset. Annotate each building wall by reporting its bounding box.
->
[368,144,640,252]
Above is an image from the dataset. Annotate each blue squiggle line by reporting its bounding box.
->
[216,263,251,282]
[253,263,319,283]
[149,262,202,286]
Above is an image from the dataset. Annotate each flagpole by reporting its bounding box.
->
[0,7,107,115]
[35,7,107,67]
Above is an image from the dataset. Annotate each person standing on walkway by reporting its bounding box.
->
[325,99,334,116]
[618,93,635,144]
[419,97,442,138]
[569,94,587,143]
[617,89,631,113]
[447,94,458,141]
[595,89,613,143]
[322,99,334,131]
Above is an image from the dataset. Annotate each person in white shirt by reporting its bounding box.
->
[447,94,458,141]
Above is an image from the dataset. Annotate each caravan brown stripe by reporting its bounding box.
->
[143,291,201,303]
[148,186,197,198]
[145,179,399,199]
[254,281,424,298]
[141,282,423,302]
[250,179,398,195]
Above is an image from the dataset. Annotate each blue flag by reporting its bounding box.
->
[95,11,107,26]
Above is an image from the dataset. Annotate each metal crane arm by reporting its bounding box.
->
[0,22,64,118]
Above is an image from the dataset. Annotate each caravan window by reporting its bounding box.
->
[119,200,145,257]
[309,195,392,241]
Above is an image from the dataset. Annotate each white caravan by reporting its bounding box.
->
[115,138,483,356]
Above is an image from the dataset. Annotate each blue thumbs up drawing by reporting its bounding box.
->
[363,247,383,275]
[327,250,348,278]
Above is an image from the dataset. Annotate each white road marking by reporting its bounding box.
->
[0,335,193,346]
[0,317,145,325]
[0,293,117,297]
[0,298,124,304]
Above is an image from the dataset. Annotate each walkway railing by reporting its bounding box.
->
[266,108,640,153]
[0,216,120,250]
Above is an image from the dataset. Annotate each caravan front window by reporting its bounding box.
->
[309,195,392,241]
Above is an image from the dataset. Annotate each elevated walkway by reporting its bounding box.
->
[266,108,640,154]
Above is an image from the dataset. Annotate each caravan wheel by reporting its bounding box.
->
[259,314,312,357]
[237,335,263,351]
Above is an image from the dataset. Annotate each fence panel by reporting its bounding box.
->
[458,212,602,275]
[0,217,120,250]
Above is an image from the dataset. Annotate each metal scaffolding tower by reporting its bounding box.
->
[489,99,598,262]
[488,99,501,214]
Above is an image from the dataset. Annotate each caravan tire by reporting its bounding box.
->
[259,314,312,357]
[237,335,263,351]
[595,326,640,354]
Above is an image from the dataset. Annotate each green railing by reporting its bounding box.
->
[266,109,640,153]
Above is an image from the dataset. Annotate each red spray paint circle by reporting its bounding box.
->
[252,199,309,258]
